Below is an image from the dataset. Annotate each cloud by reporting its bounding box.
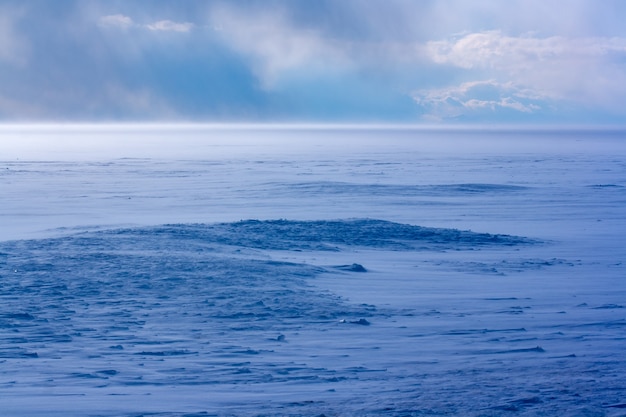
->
[98,14,194,33]
[421,31,626,118]
[98,14,134,30]
[209,5,353,88]
[145,20,194,33]
[427,31,626,72]
[92,5,626,122]
[3,1,626,123]
[412,80,543,121]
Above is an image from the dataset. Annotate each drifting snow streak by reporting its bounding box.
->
[284,181,529,197]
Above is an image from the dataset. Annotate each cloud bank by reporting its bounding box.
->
[414,30,626,120]
[1,0,625,123]
[209,6,352,89]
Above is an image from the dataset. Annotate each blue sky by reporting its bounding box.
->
[1,0,626,124]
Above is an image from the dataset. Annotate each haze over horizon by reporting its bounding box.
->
[2,0,626,125]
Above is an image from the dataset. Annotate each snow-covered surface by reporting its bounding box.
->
[1,126,626,416]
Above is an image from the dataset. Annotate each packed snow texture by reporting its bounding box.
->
[1,126,625,416]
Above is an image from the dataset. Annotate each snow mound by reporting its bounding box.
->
[137,218,536,252]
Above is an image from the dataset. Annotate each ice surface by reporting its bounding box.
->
[1,126,626,416]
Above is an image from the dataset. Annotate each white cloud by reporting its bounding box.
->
[210,6,352,88]
[423,31,626,115]
[99,14,194,33]
[414,31,626,117]
[145,20,194,33]
[427,31,626,71]
[98,14,134,30]
[412,80,543,120]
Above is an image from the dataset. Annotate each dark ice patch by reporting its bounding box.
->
[588,184,624,189]
[591,303,624,309]
[2,313,36,320]
[490,396,543,412]
[136,350,197,357]
[333,263,367,272]
[476,346,545,355]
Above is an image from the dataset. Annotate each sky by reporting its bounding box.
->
[1,0,626,124]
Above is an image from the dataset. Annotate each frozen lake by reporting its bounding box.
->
[1,125,625,416]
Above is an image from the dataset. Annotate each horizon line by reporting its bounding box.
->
[1,122,626,132]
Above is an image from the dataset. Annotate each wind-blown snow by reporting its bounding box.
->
[1,126,625,416]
